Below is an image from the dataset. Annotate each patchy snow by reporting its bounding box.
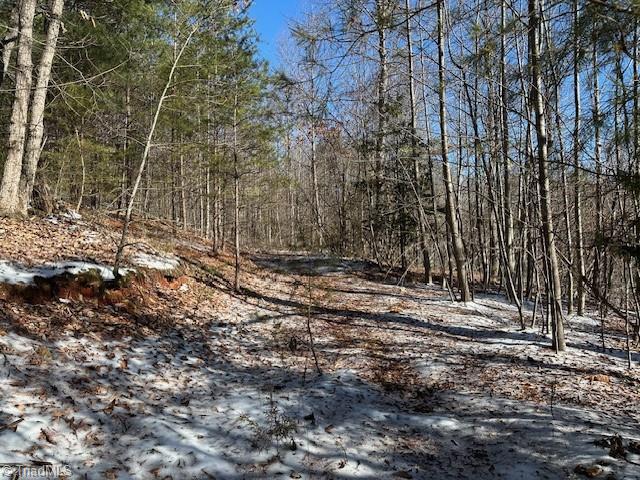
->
[0,253,180,287]
[44,210,82,225]
[131,252,180,271]
[0,250,639,479]
[61,210,82,220]
[0,260,125,285]
[2,323,638,479]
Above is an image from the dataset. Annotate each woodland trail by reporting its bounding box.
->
[0,217,639,479]
[1,0,640,478]
[244,253,640,479]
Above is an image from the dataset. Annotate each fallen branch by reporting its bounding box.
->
[0,418,24,433]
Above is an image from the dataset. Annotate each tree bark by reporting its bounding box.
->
[405,0,431,284]
[0,2,19,90]
[500,0,515,279]
[180,147,187,230]
[592,42,603,293]
[528,0,566,351]
[18,0,65,215]
[0,0,36,216]
[310,120,323,246]
[233,93,241,292]
[437,0,471,302]
[75,127,85,212]
[573,0,586,315]
[371,0,389,263]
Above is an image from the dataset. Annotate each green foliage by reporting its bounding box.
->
[0,0,278,215]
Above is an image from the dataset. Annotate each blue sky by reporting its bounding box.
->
[249,0,304,68]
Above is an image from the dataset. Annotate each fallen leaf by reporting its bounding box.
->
[39,428,57,445]
[574,464,604,478]
[587,374,611,383]
[393,471,413,479]
[103,398,117,415]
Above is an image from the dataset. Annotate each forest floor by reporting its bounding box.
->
[0,212,639,480]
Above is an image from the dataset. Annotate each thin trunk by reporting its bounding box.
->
[0,3,19,90]
[180,148,187,230]
[310,121,323,246]
[418,18,444,283]
[573,0,586,315]
[593,42,603,293]
[406,0,430,283]
[438,0,470,302]
[75,127,85,212]
[528,0,566,351]
[205,166,211,239]
[114,24,197,276]
[501,0,515,277]
[561,164,574,315]
[233,93,241,292]
[120,84,131,211]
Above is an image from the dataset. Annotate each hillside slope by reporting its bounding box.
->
[0,214,639,479]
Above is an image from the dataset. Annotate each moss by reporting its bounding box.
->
[111,270,136,289]
[75,269,104,288]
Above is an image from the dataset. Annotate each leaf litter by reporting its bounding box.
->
[0,216,638,479]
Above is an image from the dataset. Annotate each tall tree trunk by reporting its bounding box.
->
[593,42,603,293]
[371,0,389,264]
[310,121,323,247]
[18,0,65,215]
[205,166,211,239]
[180,147,187,230]
[418,17,445,283]
[405,0,431,283]
[233,94,241,292]
[573,0,586,315]
[437,0,471,302]
[561,162,575,314]
[528,0,566,351]
[0,0,36,216]
[500,0,515,278]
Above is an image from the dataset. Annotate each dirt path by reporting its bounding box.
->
[1,232,639,479]
[244,253,640,479]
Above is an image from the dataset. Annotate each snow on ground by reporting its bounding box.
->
[130,252,180,271]
[0,213,181,287]
[10,325,633,480]
[1,243,639,479]
[0,260,127,284]
[0,252,178,288]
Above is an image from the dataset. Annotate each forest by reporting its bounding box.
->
[0,0,639,478]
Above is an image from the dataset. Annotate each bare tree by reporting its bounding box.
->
[572,0,586,315]
[114,23,198,276]
[437,0,471,302]
[528,0,565,351]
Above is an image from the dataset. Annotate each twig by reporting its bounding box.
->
[0,418,24,433]
[307,275,322,376]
